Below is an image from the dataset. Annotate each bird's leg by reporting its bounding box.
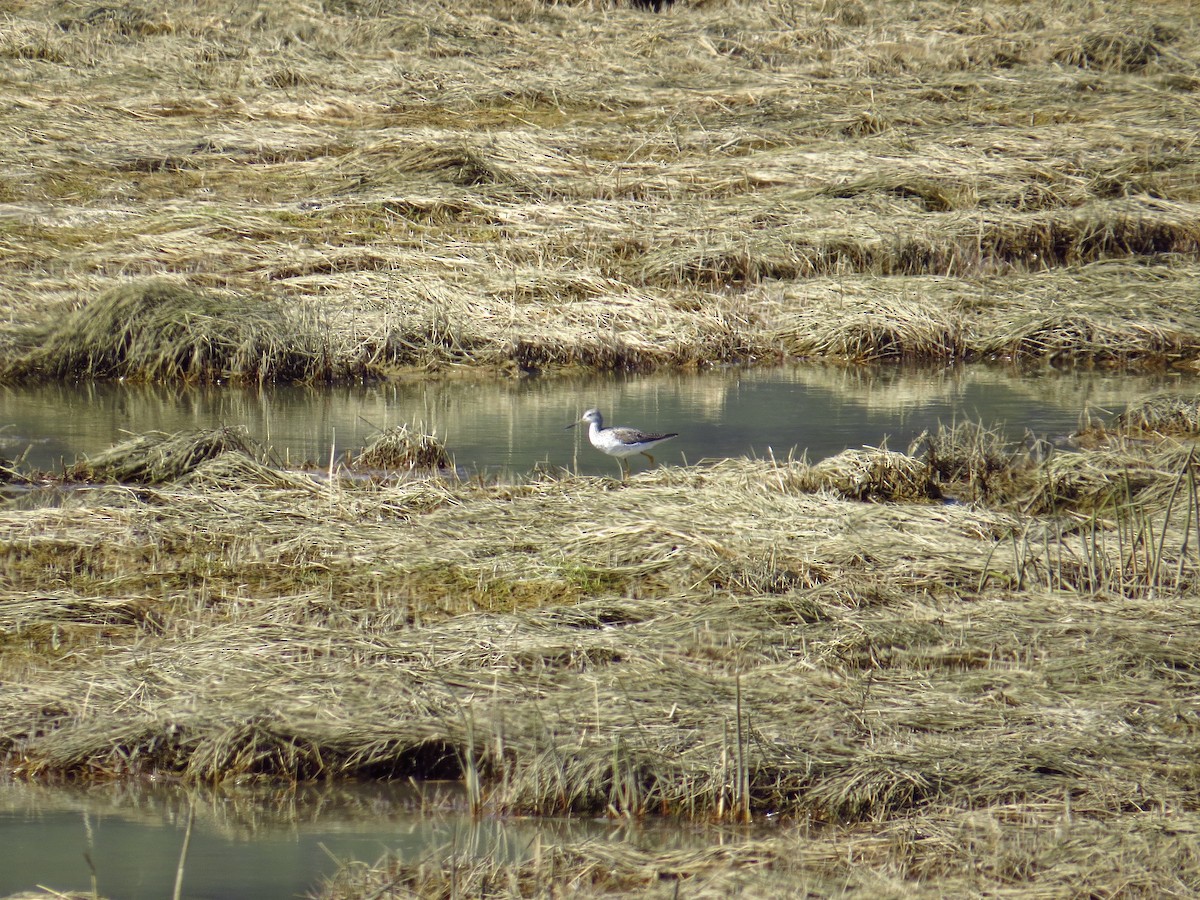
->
[641,451,656,466]
[620,459,630,481]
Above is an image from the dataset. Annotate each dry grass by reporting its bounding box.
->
[2,423,1198,774]
[0,0,1198,378]
[6,422,1200,881]
[910,420,1025,502]
[5,0,1200,893]
[318,808,1200,898]
[1109,393,1200,437]
[0,280,373,384]
[2,414,1200,893]
[63,426,266,484]
[796,446,941,501]
[351,425,452,472]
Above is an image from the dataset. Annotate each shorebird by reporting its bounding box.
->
[567,408,678,479]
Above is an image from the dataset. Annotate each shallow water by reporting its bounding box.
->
[0,780,700,900]
[0,364,1194,478]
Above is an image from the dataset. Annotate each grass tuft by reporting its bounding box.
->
[65,427,265,484]
[802,447,940,502]
[1112,393,1200,437]
[351,425,453,472]
[911,421,1026,502]
[1,280,372,384]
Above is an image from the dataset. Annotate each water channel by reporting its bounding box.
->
[1,364,1194,478]
[1,363,1196,896]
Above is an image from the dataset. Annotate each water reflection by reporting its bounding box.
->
[0,365,1194,476]
[0,780,638,900]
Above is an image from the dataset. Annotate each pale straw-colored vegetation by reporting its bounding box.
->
[2,412,1200,896]
[3,0,1200,896]
[1,0,1199,379]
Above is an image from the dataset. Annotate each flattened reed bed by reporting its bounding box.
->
[766,259,1200,365]
[3,438,1200,843]
[3,1,1200,375]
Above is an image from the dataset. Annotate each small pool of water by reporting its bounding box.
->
[1,365,1194,478]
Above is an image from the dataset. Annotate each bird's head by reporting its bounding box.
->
[566,408,603,430]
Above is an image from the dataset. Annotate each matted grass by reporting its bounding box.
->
[2,421,1199,774]
[351,424,452,472]
[1,0,1199,378]
[1108,393,1200,438]
[317,808,1200,899]
[2,413,1200,893]
[0,280,373,384]
[64,426,266,484]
